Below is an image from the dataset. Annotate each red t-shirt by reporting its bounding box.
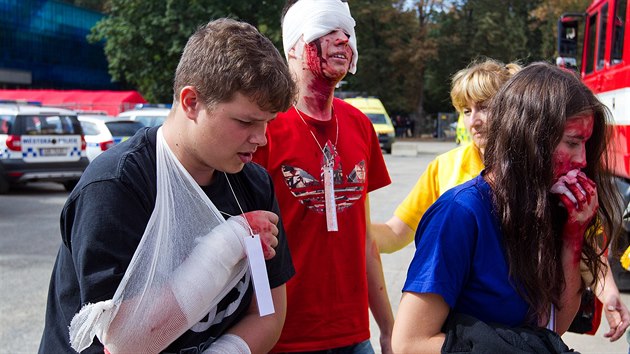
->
[254,98,391,352]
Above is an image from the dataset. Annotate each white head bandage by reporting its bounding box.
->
[282,0,358,74]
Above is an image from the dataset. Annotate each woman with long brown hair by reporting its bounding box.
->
[392,62,623,352]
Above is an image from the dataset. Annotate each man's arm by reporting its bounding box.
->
[365,197,395,354]
[223,285,287,354]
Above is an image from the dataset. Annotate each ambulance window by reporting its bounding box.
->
[366,113,387,124]
[586,13,598,73]
[597,4,608,70]
[612,0,627,65]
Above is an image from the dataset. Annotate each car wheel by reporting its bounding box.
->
[63,180,79,192]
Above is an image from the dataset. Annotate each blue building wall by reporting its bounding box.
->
[0,0,118,89]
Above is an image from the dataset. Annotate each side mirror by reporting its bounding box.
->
[556,56,578,71]
[557,13,584,70]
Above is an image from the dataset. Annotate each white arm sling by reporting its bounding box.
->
[69,127,249,353]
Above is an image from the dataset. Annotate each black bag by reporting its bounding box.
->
[567,288,596,334]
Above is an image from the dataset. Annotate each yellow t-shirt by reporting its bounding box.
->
[622,246,630,270]
[395,143,484,231]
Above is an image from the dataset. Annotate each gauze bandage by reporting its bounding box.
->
[282,0,358,74]
[550,169,586,207]
[171,217,248,327]
[69,128,250,354]
[202,334,250,354]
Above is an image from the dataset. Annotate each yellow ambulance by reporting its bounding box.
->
[343,97,395,153]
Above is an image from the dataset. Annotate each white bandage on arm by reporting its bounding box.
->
[203,334,251,354]
[170,216,248,326]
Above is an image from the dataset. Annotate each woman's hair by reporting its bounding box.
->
[484,62,622,323]
[451,58,522,112]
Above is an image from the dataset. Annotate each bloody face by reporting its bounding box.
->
[303,29,353,83]
[551,114,594,180]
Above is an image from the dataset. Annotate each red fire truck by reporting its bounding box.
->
[557,0,630,289]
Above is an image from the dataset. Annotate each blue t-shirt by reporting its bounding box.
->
[403,175,530,327]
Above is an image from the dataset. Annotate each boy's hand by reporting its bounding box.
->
[242,211,279,260]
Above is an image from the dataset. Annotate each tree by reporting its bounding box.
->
[424,0,552,116]
[348,0,439,134]
[531,0,592,60]
[89,0,284,103]
[347,0,417,113]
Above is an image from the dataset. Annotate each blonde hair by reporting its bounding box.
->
[450,58,521,112]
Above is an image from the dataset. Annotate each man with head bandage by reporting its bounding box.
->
[253,0,395,353]
[281,0,358,75]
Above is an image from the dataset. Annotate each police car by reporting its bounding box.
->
[78,115,144,162]
[0,104,88,193]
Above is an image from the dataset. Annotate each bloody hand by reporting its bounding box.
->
[550,170,598,264]
[242,211,279,260]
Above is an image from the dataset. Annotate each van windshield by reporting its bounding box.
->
[366,113,388,124]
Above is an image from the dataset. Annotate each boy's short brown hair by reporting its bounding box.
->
[174,18,296,113]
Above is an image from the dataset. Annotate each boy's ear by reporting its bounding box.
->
[179,86,200,120]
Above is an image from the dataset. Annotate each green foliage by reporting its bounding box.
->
[88,0,284,103]
[348,0,438,118]
[424,0,549,114]
[89,0,592,116]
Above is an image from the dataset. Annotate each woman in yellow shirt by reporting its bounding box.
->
[373,58,519,252]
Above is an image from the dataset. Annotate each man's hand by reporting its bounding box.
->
[241,211,279,260]
[380,331,393,354]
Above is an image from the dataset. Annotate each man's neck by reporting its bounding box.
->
[296,78,337,121]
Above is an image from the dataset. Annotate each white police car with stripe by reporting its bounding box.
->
[0,104,88,193]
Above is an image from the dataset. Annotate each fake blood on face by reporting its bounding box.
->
[551,115,594,180]
[552,115,595,265]
[302,33,352,115]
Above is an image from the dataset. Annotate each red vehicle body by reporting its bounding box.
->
[557,0,630,289]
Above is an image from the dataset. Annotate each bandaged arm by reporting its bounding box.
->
[204,284,288,354]
[102,217,249,354]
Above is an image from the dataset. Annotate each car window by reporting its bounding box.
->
[366,113,388,124]
[0,115,13,134]
[134,115,167,127]
[80,121,99,135]
[105,121,145,136]
[17,115,81,135]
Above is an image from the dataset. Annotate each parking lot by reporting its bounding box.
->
[0,141,628,353]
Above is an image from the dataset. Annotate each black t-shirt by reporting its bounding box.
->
[39,127,294,354]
